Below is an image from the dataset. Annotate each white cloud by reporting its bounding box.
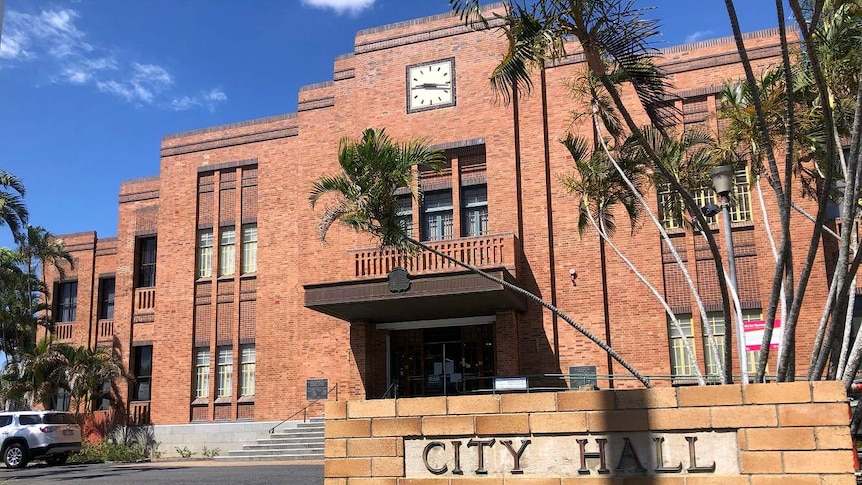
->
[170,89,228,113]
[301,0,375,14]
[0,7,227,112]
[684,30,714,44]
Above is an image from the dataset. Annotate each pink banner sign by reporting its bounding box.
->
[743,320,782,351]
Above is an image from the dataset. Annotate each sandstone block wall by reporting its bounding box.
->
[324,381,856,484]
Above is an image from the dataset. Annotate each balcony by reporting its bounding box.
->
[305,233,526,324]
[97,319,114,341]
[133,287,155,323]
[54,323,73,342]
[350,233,518,279]
[128,401,151,425]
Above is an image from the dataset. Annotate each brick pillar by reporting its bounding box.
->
[349,322,372,399]
[495,310,520,376]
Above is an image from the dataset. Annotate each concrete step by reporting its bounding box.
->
[225,448,323,458]
[219,418,325,462]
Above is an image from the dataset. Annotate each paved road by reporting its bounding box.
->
[0,461,324,484]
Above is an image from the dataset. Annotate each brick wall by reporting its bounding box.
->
[323,381,856,483]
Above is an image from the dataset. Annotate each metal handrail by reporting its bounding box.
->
[268,383,338,434]
[380,382,398,399]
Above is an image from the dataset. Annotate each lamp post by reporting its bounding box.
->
[709,165,749,384]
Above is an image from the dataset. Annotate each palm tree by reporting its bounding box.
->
[0,170,27,239]
[1,336,71,410]
[559,134,708,385]
[61,346,128,414]
[310,127,653,387]
[0,248,46,363]
[18,225,74,300]
[450,0,738,380]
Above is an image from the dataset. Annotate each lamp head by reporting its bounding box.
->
[710,166,734,196]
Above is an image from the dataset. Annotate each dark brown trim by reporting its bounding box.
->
[197,159,258,174]
[162,128,298,157]
[119,191,159,203]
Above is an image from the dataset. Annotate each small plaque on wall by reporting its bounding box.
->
[569,366,597,388]
[306,378,329,400]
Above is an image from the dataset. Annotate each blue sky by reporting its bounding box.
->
[0,0,783,248]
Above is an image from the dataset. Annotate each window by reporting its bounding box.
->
[97,380,111,411]
[702,312,727,378]
[668,314,696,379]
[220,227,236,277]
[198,230,213,278]
[395,194,413,238]
[657,164,752,230]
[240,345,255,397]
[217,347,233,398]
[462,185,488,237]
[194,348,210,399]
[242,225,257,274]
[56,281,78,322]
[132,346,152,401]
[137,237,157,288]
[98,278,115,320]
[0,416,11,428]
[18,415,40,426]
[422,190,453,241]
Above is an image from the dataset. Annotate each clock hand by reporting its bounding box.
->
[412,83,451,90]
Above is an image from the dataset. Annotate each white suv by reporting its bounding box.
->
[0,411,82,468]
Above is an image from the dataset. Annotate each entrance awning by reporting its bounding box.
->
[303,268,527,324]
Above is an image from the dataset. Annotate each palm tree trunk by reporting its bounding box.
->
[591,120,725,383]
[404,237,652,388]
[755,174,787,382]
[586,211,706,384]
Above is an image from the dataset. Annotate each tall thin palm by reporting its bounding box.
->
[311,128,653,387]
[18,226,74,302]
[0,170,27,238]
[1,336,70,410]
[451,0,736,381]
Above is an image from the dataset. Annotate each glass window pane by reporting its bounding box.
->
[220,228,236,276]
[242,225,257,274]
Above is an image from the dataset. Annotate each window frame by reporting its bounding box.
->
[136,237,157,288]
[461,184,488,237]
[216,347,233,398]
[240,345,255,397]
[668,314,697,380]
[132,345,153,402]
[198,230,214,279]
[194,348,210,400]
[56,281,78,323]
[98,277,115,320]
[421,189,454,242]
[241,224,257,275]
[219,227,236,277]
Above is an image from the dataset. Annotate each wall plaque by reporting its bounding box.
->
[404,432,738,477]
[306,378,329,400]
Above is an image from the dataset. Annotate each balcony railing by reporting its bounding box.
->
[129,401,151,425]
[134,287,156,314]
[54,323,73,341]
[350,233,517,279]
[97,319,114,340]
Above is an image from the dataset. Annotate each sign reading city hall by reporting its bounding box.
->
[405,432,738,477]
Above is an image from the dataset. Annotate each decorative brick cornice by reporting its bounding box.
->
[298,96,336,112]
[196,158,258,174]
[300,80,334,92]
[65,241,96,252]
[119,190,160,204]
[334,68,355,81]
[162,113,297,141]
[432,138,485,151]
[356,1,504,37]
[335,52,354,61]
[160,127,298,157]
[355,17,506,54]
[120,175,160,187]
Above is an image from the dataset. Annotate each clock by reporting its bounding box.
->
[406,58,456,113]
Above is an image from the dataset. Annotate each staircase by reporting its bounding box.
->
[216,418,324,462]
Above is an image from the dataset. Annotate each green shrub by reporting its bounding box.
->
[201,446,221,458]
[69,441,151,464]
[175,446,196,459]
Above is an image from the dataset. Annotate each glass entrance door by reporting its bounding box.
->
[423,342,463,396]
[389,323,494,398]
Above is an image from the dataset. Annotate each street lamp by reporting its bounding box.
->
[709,165,749,384]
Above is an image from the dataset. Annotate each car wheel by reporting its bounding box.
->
[45,454,67,466]
[3,443,27,469]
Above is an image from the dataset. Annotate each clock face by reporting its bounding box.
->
[407,58,455,113]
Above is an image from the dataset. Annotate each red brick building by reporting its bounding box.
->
[44,6,829,430]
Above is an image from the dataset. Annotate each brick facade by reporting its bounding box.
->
[44,5,832,427]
